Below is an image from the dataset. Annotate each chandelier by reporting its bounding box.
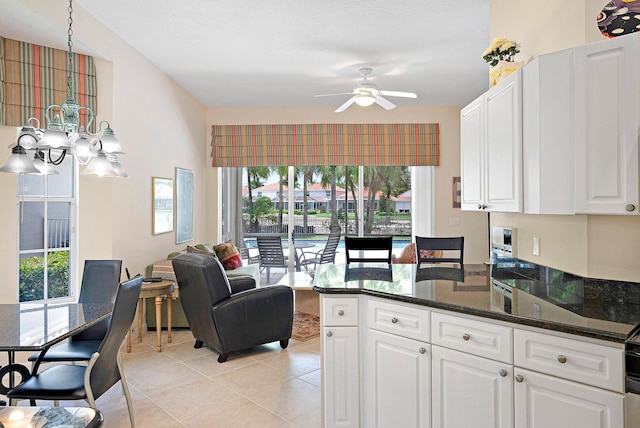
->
[0,0,126,177]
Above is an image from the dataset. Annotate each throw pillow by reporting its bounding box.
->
[186,245,219,260]
[214,240,243,270]
[394,243,417,264]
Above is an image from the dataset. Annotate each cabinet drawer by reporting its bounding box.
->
[514,329,624,392]
[431,312,513,363]
[322,297,359,326]
[368,299,430,342]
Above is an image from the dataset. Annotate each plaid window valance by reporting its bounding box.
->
[0,36,98,129]
[210,123,440,167]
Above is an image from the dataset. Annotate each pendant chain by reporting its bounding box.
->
[66,0,74,100]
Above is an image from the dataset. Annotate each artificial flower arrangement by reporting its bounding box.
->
[482,37,520,66]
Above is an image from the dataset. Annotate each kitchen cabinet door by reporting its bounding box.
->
[461,95,486,211]
[574,33,639,215]
[364,328,430,428]
[432,345,513,428]
[460,70,522,212]
[322,326,359,428]
[514,367,624,428]
[484,70,523,212]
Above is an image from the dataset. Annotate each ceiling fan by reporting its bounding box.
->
[315,68,417,113]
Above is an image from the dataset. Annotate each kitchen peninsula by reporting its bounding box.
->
[313,259,640,428]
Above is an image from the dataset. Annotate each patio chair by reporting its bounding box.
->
[256,235,288,282]
[344,236,393,264]
[299,233,341,271]
[8,276,143,428]
[237,239,260,265]
[415,236,464,265]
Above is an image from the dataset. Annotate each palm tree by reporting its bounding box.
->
[298,166,317,233]
[336,166,359,234]
[379,166,410,224]
[245,167,270,232]
[363,166,384,235]
[274,166,288,233]
[318,166,339,233]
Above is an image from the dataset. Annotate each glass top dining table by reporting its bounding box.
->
[0,302,113,395]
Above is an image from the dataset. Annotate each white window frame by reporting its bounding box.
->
[16,157,79,303]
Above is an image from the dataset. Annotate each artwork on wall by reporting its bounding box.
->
[452,177,461,208]
[152,177,174,235]
[597,1,640,37]
[175,167,194,244]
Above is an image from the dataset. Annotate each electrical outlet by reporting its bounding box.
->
[533,237,540,256]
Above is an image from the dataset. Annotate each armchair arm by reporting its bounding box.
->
[212,286,293,352]
[228,276,256,294]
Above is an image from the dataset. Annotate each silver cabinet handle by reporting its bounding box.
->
[515,374,524,383]
[557,355,567,364]
[462,333,471,341]
[337,310,344,316]
[391,317,398,324]
[419,347,427,354]
[326,331,333,337]
[499,369,508,377]
[626,204,636,212]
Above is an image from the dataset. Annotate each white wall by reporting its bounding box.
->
[490,0,640,282]
[206,106,490,264]
[0,1,208,302]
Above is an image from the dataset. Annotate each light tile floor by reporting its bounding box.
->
[11,329,322,428]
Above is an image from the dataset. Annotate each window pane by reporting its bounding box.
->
[47,250,70,299]
[20,172,44,197]
[48,202,71,249]
[19,202,44,251]
[47,152,74,197]
[19,252,44,302]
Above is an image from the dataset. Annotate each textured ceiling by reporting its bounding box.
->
[1,0,491,109]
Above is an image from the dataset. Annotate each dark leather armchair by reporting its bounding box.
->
[172,253,294,363]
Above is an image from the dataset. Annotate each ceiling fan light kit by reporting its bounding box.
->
[315,67,417,113]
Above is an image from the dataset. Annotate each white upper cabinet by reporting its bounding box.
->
[574,34,639,214]
[461,70,523,212]
[463,34,640,215]
[522,48,575,214]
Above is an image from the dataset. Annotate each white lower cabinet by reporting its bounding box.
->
[514,367,624,428]
[432,345,513,428]
[364,329,430,428]
[322,326,359,428]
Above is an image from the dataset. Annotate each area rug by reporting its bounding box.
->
[291,311,320,342]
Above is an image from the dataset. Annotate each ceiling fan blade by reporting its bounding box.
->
[315,92,354,97]
[335,97,356,113]
[375,96,396,110]
[379,90,417,99]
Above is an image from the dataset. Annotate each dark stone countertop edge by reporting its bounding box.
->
[312,286,629,343]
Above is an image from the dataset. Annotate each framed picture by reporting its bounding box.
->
[452,176,461,208]
[152,177,174,235]
[175,167,194,244]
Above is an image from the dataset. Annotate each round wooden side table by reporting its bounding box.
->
[126,279,174,352]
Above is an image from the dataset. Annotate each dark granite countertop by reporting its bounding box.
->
[312,260,640,343]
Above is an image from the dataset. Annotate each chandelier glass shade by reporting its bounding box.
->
[0,0,126,178]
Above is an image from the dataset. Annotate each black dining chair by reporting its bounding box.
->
[299,233,341,271]
[344,236,393,264]
[27,260,122,369]
[256,235,288,282]
[415,236,464,265]
[8,276,143,428]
